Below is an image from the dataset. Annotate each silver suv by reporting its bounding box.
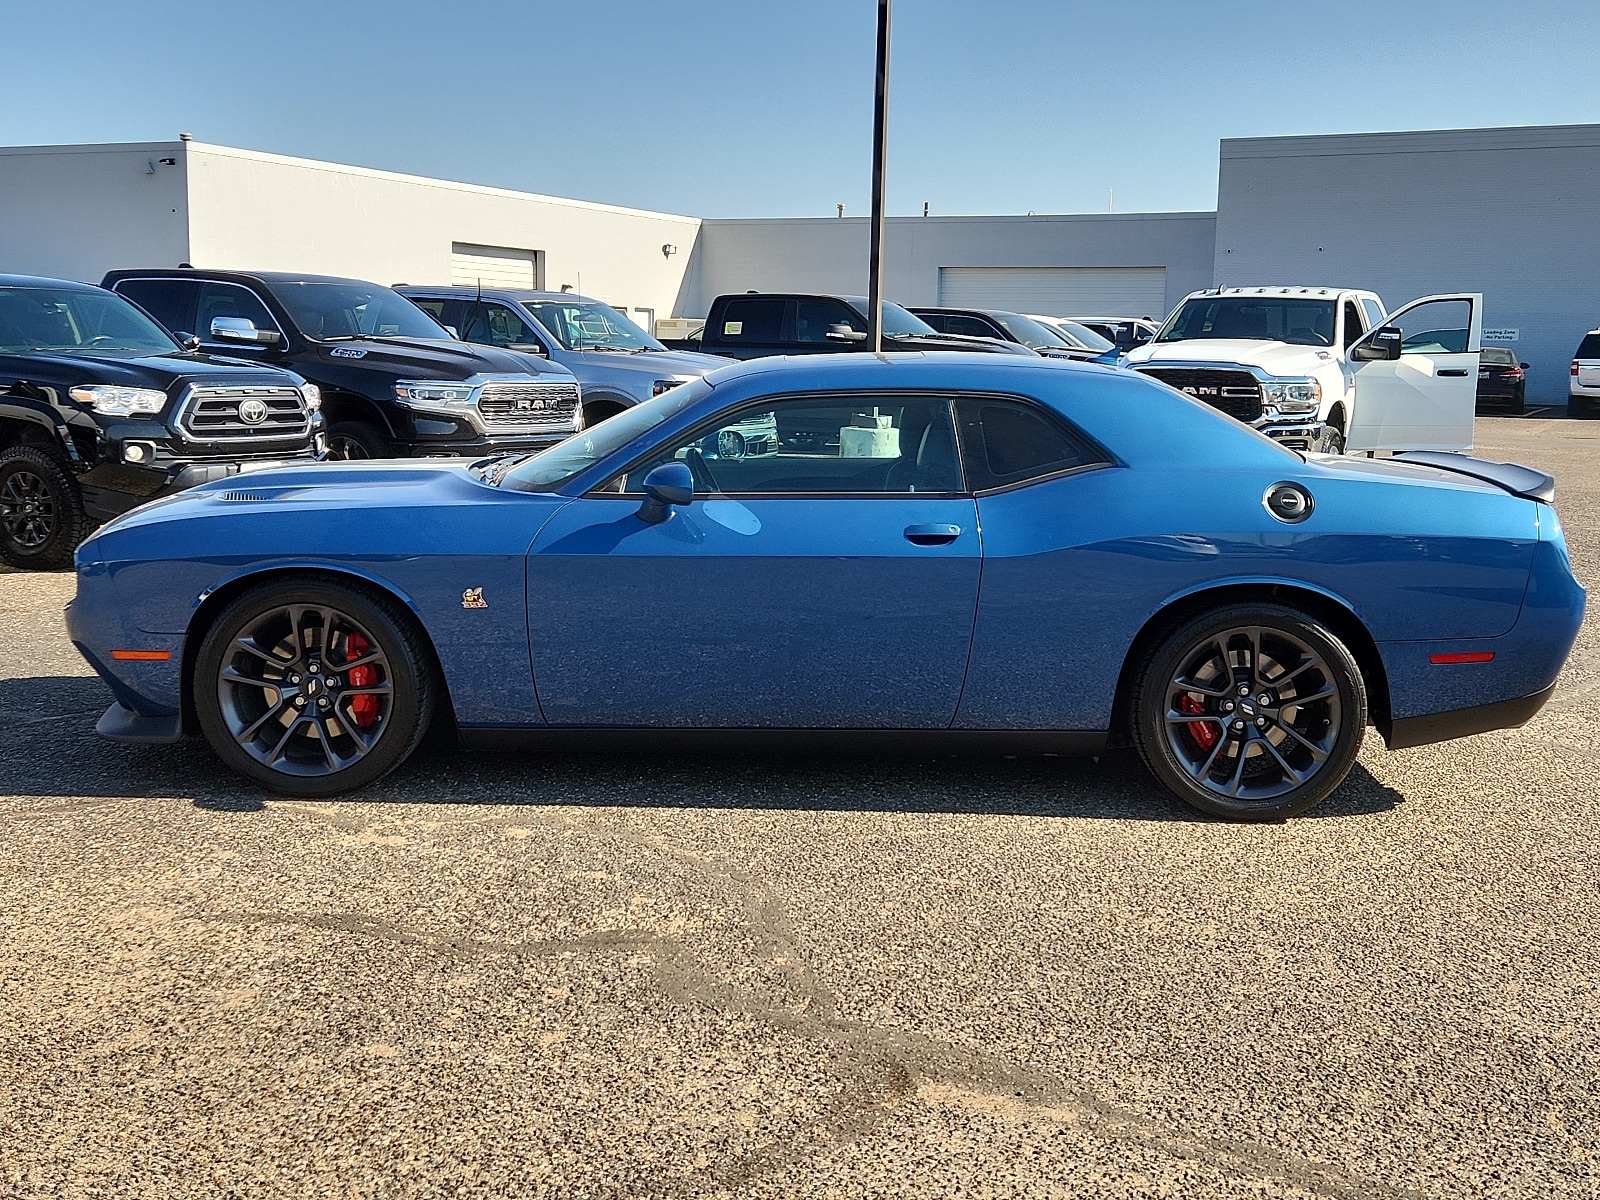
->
[1571,329,1600,418]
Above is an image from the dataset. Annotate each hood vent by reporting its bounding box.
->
[217,491,269,502]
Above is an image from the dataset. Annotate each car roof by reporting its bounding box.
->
[1185,287,1367,299]
[702,350,1108,390]
[104,268,390,288]
[395,284,607,304]
[0,274,104,291]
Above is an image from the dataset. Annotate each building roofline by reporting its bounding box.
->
[1222,122,1600,159]
[701,211,1217,226]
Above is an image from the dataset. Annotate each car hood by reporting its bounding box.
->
[568,347,732,375]
[1126,339,1336,373]
[2,350,303,388]
[304,337,575,381]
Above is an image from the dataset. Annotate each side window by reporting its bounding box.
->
[409,297,448,322]
[1342,301,1364,349]
[111,278,199,336]
[955,397,1103,491]
[716,298,786,343]
[617,395,961,496]
[1390,299,1472,355]
[946,314,1002,339]
[196,283,281,343]
[793,299,864,344]
[1360,298,1386,330]
[464,303,540,347]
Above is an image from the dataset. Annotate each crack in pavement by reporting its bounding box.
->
[205,891,1422,1200]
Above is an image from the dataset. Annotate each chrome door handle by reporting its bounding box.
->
[904,523,961,545]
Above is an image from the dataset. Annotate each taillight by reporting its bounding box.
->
[1507,368,1523,379]
[1574,361,1582,376]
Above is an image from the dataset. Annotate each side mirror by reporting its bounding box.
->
[1520,362,1530,369]
[826,323,868,343]
[510,341,549,357]
[210,316,283,346]
[637,461,694,524]
[174,331,202,351]
[1352,325,1403,362]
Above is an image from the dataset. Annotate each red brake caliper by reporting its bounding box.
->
[1177,693,1217,750]
[344,632,380,729]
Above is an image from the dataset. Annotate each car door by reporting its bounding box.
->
[525,392,980,728]
[1345,294,1481,452]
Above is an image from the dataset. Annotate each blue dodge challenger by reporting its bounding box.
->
[66,354,1584,821]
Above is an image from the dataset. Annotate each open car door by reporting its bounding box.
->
[1345,294,1481,453]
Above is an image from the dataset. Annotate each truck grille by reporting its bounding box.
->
[477,380,580,430]
[1134,368,1263,422]
[180,385,310,442]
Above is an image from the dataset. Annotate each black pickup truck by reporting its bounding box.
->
[0,275,322,569]
[103,268,582,460]
[663,293,1036,360]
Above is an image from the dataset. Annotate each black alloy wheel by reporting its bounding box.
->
[0,446,91,571]
[195,579,435,795]
[1132,604,1367,820]
[326,421,393,460]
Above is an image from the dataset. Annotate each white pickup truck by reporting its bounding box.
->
[1124,286,1483,454]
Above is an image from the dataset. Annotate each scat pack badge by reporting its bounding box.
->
[461,587,487,610]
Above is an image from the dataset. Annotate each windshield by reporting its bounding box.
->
[500,378,713,491]
[1158,297,1337,347]
[0,286,180,356]
[1054,320,1116,352]
[879,303,938,337]
[270,282,450,341]
[523,300,665,351]
[989,312,1073,351]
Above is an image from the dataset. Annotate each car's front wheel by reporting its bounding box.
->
[1313,424,1345,455]
[194,579,436,795]
[0,446,91,570]
[326,421,393,460]
[1131,604,1367,820]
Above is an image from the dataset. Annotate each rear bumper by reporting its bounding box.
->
[1385,683,1555,750]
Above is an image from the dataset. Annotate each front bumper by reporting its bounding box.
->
[1253,417,1323,451]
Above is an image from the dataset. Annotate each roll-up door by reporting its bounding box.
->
[450,244,542,290]
[936,267,1167,317]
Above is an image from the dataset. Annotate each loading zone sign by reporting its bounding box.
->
[1483,328,1520,341]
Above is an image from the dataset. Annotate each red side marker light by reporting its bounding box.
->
[111,650,172,661]
[1429,652,1495,665]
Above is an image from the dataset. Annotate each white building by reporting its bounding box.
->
[4,123,1599,401]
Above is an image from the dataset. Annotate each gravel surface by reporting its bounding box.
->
[2,413,1597,1198]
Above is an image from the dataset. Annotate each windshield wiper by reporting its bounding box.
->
[572,344,641,353]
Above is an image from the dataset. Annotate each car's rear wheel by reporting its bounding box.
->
[0,446,91,570]
[194,579,435,796]
[1131,604,1367,820]
[326,421,393,460]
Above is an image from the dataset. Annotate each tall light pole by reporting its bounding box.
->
[866,0,892,352]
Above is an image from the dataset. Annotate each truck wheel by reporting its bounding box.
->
[327,421,393,460]
[0,446,91,570]
[1314,425,1345,455]
[194,578,436,796]
[1130,603,1367,821]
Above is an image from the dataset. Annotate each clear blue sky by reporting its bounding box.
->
[4,0,1597,218]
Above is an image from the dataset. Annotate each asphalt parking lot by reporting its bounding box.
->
[3,412,1598,1199]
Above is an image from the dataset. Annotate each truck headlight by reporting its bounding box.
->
[300,382,322,412]
[1261,378,1321,413]
[69,385,167,416]
[394,381,476,407]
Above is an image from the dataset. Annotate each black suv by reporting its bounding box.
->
[0,275,321,570]
[102,269,581,460]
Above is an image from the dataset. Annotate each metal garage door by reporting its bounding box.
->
[450,244,542,290]
[936,267,1167,318]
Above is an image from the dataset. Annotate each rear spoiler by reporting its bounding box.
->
[1392,451,1556,503]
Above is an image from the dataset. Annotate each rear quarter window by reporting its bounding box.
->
[716,299,785,342]
[955,397,1106,491]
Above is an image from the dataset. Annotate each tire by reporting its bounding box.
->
[194,578,436,796]
[1313,425,1345,456]
[0,446,91,570]
[582,401,627,428]
[1571,396,1597,420]
[326,421,393,460]
[1130,603,1367,821]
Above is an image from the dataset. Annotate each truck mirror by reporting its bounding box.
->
[1352,326,1403,362]
[826,323,868,343]
[210,316,282,347]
